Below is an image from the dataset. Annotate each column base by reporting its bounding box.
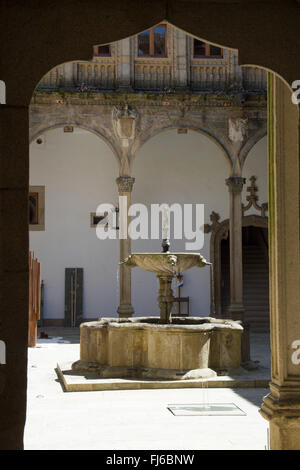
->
[117,304,134,318]
[260,385,300,449]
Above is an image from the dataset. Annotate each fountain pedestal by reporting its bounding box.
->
[157,275,174,324]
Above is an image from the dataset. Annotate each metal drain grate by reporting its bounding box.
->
[167,403,246,416]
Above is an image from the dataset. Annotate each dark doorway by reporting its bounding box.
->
[221,225,269,330]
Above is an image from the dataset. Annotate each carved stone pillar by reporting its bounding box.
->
[116,175,135,318]
[175,29,188,90]
[117,38,132,92]
[259,74,300,450]
[226,175,246,321]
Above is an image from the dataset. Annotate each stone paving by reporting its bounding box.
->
[24,328,270,450]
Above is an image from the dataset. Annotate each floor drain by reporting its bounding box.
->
[167,403,246,416]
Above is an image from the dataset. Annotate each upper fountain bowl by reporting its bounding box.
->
[122,252,208,276]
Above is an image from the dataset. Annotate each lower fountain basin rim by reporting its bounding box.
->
[80,317,243,331]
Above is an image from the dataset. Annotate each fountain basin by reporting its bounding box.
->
[122,252,207,276]
[72,317,243,380]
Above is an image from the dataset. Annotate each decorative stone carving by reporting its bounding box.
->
[112,104,137,147]
[228,117,248,143]
[116,175,135,193]
[226,176,246,193]
[242,175,268,217]
[204,211,221,233]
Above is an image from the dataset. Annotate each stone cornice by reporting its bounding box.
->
[30,91,267,109]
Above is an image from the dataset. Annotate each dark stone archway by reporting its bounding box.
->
[0,0,299,449]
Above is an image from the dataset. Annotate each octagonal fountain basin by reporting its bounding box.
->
[72,317,243,380]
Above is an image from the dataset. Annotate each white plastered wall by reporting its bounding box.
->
[29,127,119,320]
[131,129,231,316]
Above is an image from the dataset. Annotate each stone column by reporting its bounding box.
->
[0,105,29,449]
[226,175,246,322]
[259,74,300,450]
[116,175,135,318]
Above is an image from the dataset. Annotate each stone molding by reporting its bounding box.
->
[242,175,268,217]
[112,104,138,147]
[228,117,248,143]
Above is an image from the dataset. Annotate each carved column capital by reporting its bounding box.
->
[226,176,246,193]
[116,176,135,193]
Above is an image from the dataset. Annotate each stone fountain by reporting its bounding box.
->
[72,239,243,381]
[122,248,208,324]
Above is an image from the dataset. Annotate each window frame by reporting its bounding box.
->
[29,192,39,225]
[137,24,168,58]
[29,186,45,231]
[93,44,112,57]
[193,39,223,59]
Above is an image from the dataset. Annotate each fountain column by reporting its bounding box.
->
[226,175,246,322]
[116,175,135,318]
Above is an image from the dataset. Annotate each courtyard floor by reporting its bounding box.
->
[24,328,270,450]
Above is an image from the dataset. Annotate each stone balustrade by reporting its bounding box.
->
[36,27,267,94]
[38,60,116,91]
[37,59,267,93]
[242,67,267,91]
[134,61,172,90]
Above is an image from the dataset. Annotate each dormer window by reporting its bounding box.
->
[138,25,167,57]
[193,39,222,58]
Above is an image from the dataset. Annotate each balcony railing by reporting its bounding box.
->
[38,61,116,91]
[134,62,172,90]
[37,59,267,94]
